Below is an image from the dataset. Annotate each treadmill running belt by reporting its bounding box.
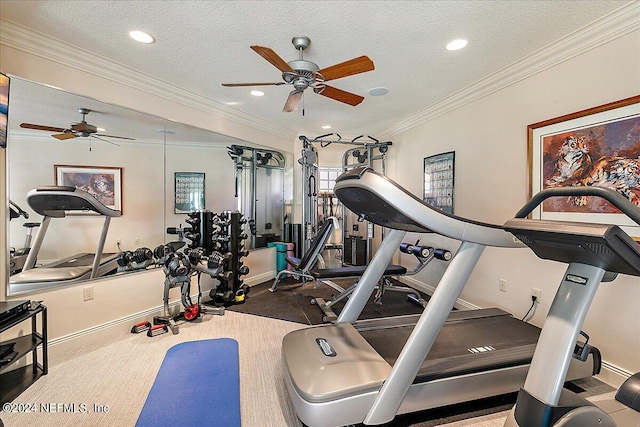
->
[50,253,116,268]
[362,313,541,383]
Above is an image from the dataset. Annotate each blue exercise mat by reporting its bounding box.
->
[136,338,241,427]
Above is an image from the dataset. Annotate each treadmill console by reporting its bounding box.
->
[504,218,640,277]
[505,186,640,277]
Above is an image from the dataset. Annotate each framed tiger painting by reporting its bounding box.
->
[527,95,640,239]
[55,164,123,214]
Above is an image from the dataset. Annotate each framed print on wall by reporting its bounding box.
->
[528,95,640,239]
[174,172,205,214]
[55,164,123,213]
[423,151,455,214]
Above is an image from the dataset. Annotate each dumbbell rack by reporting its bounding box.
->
[183,210,250,305]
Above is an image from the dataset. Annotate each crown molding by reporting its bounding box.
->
[378,2,640,139]
[0,20,296,142]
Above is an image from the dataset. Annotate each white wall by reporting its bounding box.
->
[389,29,640,384]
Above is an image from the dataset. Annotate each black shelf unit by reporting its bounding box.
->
[0,304,48,404]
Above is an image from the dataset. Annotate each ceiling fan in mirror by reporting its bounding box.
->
[222,36,375,113]
[20,107,135,145]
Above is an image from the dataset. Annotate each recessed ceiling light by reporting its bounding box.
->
[129,30,155,44]
[368,87,389,96]
[97,128,106,132]
[250,90,265,97]
[225,101,242,106]
[321,125,332,129]
[446,38,468,51]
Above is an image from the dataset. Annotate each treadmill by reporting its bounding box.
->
[10,186,121,294]
[281,167,600,427]
[501,186,640,426]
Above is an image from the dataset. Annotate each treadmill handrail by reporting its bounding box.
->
[515,186,640,225]
[333,167,523,248]
[27,186,122,217]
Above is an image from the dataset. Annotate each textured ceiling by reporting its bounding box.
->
[0,0,632,139]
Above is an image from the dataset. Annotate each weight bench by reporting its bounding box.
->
[270,217,338,292]
[310,264,413,322]
[310,243,453,322]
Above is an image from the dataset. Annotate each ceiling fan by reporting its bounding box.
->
[20,108,135,145]
[222,36,375,112]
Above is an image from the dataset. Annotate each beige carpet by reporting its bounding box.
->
[0,310,616,427]
[1,311,305,427]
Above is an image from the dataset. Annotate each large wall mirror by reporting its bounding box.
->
[6,77,292,296]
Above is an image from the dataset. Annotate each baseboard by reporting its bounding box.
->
[597,361,634,389]
[47,272,276,357]
[48,301,181,355]
[399,276,481,310]
[245,270,276,287]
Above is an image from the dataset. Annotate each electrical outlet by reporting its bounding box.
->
[499,279,506,292]
[83,286,94,301]
[531,287,541,300]
[116,238,121,245]
[134,238,140,245]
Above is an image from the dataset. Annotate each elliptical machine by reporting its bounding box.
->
[502,186,640,427]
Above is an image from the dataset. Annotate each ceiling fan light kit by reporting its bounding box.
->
[222,36,375,113]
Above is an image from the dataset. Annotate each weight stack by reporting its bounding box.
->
[291,224,303,259]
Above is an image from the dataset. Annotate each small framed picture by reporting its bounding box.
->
[424,151,455,214]
[174,172,205,214]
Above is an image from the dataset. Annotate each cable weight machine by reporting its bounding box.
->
[298,133,392,266]
[298,138,320,255]
[227,144,286,250]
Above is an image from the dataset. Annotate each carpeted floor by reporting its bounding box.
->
[226,276,428,324]
[1,277,615,427]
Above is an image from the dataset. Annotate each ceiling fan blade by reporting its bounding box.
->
[222,82,285,87]
[52,133,77,140]
[91,135,120,146]
[317,56,375,82]
[283,91,303,113]
[95,134,135,140]
[20,123,67,133]
[315,85,364,106]
[250,45,295,73]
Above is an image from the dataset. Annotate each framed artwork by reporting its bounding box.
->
[423,151,455,214]
[174,172,205,214]
[528,95,640,239]
[0,72,9,149]
[55,165,123,213]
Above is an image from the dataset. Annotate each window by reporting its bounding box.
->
[318,167,343,193]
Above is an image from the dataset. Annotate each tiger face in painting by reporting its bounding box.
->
[546,136,640,206]
[546,136,593,186]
